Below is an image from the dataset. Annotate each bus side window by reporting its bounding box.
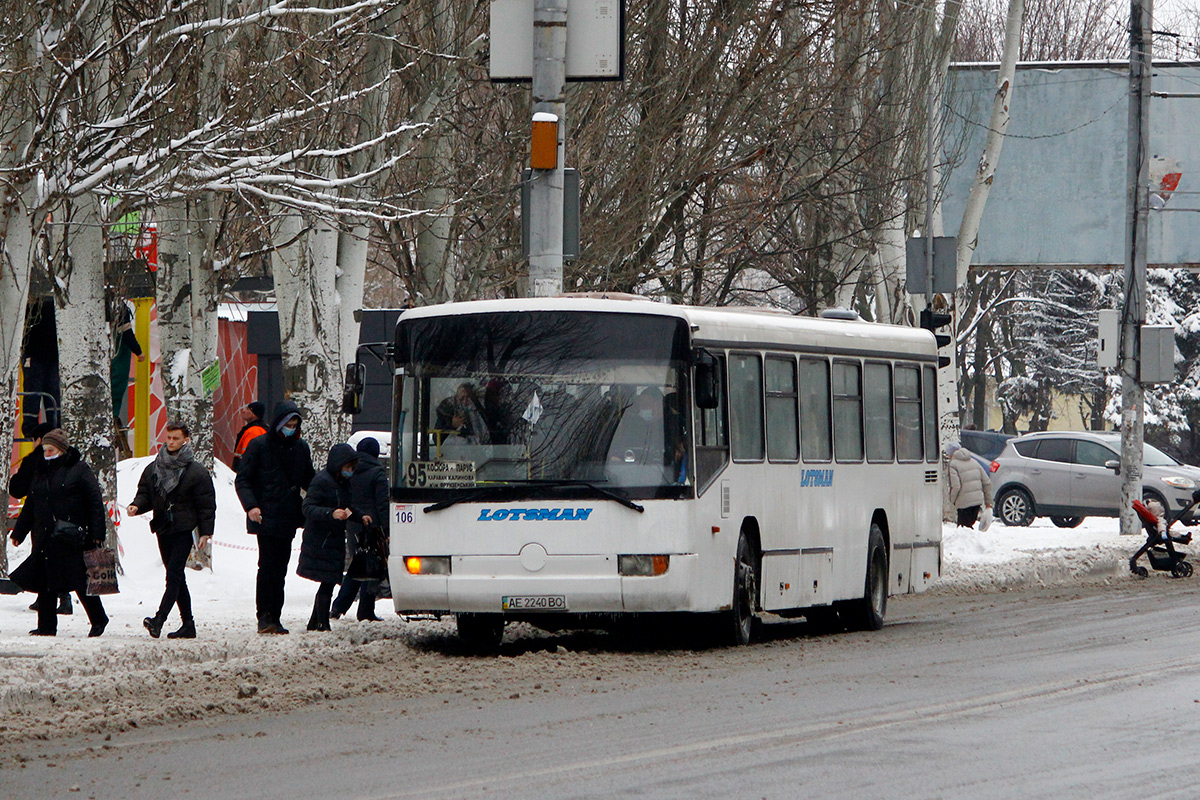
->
[729,353,764,462]
[765,355,798,462]
[894,365,923,462]
[832,361,863,462]
[864,362,894,463]
[695,355,729,491]
[922,366,938,463]
[798,358,832,462]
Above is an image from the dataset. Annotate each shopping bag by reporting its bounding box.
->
[979,506,993,532]
[83,547,120,595]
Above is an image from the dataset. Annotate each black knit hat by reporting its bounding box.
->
[355,437,381,458]
[248,401,266,419]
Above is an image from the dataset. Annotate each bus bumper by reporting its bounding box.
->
[388,553,701,614]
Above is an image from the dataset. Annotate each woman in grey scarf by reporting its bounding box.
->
[128,423,216,638]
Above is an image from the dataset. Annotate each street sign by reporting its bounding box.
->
[490,0,624,81]
[905,236,957,295]
[200,360,221,396]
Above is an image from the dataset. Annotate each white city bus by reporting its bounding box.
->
[382,296,942,647]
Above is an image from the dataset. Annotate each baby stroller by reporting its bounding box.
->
[1129,495,1195,578]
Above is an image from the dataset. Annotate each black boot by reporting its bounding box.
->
[143,616,164,638]
[166,621,196,639]
[57,594,73,615]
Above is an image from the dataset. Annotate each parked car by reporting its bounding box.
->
[960,429,1014,461]
[990,431,1200,527]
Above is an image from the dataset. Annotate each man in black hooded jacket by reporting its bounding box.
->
[235,401,315,634]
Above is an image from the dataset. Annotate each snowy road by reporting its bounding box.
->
[5,579,1200,799]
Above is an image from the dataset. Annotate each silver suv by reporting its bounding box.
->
[990,431,1200,527]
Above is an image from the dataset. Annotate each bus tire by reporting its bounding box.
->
[843,525,887,632]
[456,613,505,651]
[726,533,758,646]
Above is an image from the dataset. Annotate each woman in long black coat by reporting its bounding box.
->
[297,443,362,631]
[9,428,109,637]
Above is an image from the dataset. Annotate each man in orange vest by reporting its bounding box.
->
[232,402,267,470]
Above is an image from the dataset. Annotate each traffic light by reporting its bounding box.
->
[920,308,953,369]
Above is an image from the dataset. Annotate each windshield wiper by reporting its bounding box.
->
[537,480,644,513]
[421,480,644,514]
[422,485,514,513]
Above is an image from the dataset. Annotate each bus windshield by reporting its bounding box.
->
[397,310,692,498]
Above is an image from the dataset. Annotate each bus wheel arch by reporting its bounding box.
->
[727,519,761,646]
[840,522,888,632]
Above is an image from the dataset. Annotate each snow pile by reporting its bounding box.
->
[0,457,1173,744]
[938,518,1136,593]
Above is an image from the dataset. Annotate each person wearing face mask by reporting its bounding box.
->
[607,387,668,465]
[127,422,216,639]
[331,437,389,622]
[9,428,109,637]
[235,401,316,634]
[10,422,74,616]
[296,444,363,631]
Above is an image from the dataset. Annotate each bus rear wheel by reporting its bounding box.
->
[842,525,888,631]
[456,613,505,651]
[726,533,758,646]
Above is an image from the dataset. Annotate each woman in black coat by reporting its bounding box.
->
[297,443,362,631]
[8,428,109,637]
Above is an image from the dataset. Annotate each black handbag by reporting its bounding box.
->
[347,547,385,582]
[347,524,388,582]
[51,519,85,545]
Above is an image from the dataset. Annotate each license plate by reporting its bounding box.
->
[502,595,568,611]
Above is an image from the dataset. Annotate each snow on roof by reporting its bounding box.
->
[219,301,277,322]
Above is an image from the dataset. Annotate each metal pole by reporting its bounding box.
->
[925,77,935,300]
[527,0,567,297]
[1119,0,1152,537]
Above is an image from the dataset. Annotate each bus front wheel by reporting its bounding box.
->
[842,525,888,632]
[726,533,758,646]
[456,613,505,651]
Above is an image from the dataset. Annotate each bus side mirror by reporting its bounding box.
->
[694,349,719,409]
[342,362,366,415]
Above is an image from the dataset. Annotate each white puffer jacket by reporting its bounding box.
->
[948,448,992,510]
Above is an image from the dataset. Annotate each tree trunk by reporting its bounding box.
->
[272,205,347,459]
[955,0,1024,281]
[57,195,118,545]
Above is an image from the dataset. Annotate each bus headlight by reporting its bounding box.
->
[405,556,451,575]
[1163,476,1197,490]
[619,555,670,576]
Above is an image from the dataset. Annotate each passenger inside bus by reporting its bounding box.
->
[435,382,490,444]
[606,387,686,483]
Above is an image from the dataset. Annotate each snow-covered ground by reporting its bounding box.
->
[0,459,1163,744]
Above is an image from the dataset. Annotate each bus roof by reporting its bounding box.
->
[397,297,939,360]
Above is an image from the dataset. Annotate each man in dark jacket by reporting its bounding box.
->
[297,443,363,631]
[235,401,316,634]
[128,422,217,639]
[9,428,109,637]
[331,437,389,621]
[9,422,73,616]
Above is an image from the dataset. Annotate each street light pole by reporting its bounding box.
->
[527,0,567,297]
[1119,0,1152,536]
